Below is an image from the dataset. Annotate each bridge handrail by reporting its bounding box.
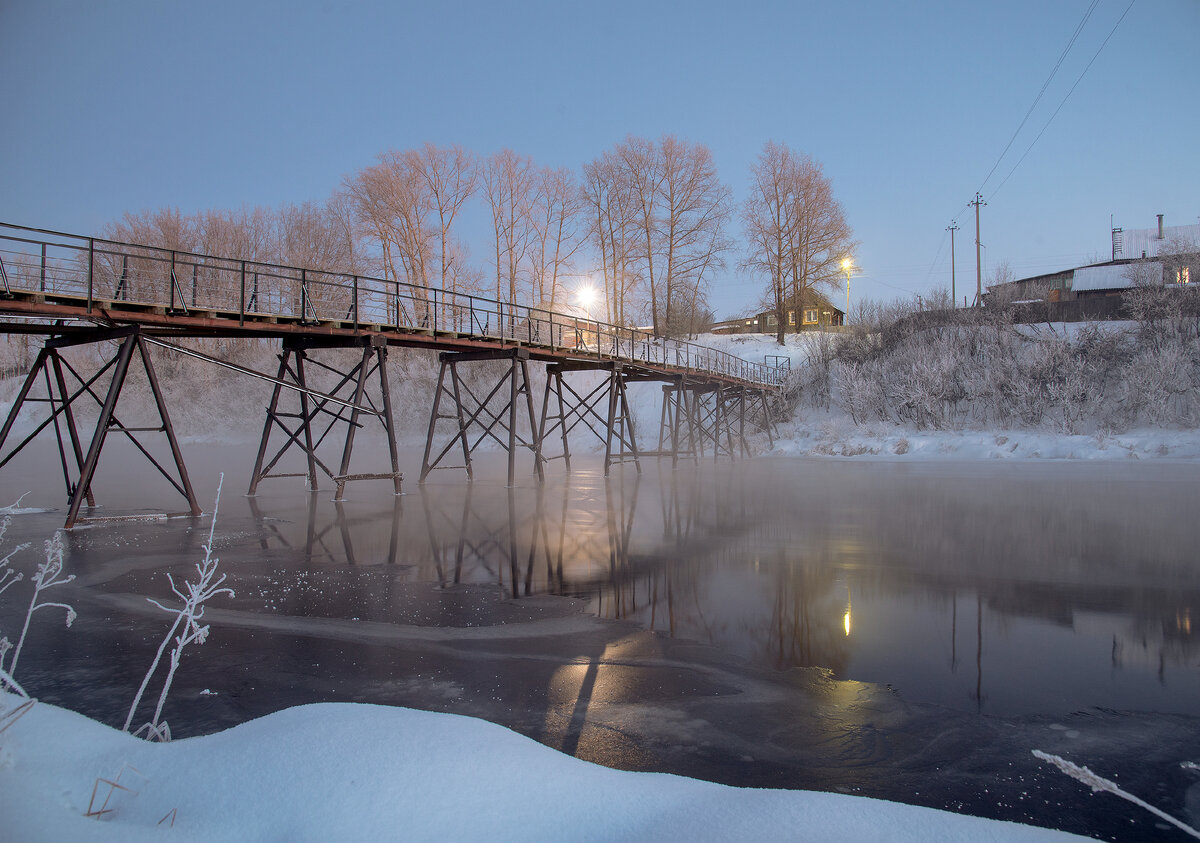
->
[0,222,786,388]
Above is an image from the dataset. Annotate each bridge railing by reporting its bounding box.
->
[0,223,786,388]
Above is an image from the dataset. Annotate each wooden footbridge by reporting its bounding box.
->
[0,223,785,526]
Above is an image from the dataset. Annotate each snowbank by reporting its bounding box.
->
[772,416,1200,461]
[0,695,1084,841]
[695,331,1200,461]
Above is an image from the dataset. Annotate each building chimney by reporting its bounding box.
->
[1157,214,1164,239]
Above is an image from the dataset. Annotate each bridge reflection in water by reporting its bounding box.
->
[236,458,1200,719]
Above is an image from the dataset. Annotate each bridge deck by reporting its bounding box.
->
[0,223,783,389]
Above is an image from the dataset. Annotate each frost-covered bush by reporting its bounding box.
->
[811,291,1200,434]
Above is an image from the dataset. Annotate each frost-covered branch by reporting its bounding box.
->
[4,532,75,679]
[0,515,30,603]
[127,475,235,740]
[1032,750,1200,839]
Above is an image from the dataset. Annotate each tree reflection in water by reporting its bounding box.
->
[238,458,1199,717]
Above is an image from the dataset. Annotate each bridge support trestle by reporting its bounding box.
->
[655,383,776,464]
[0,326,200,528]
[538,362,642,476]
[420,348,545,487]
[248,336,402,500]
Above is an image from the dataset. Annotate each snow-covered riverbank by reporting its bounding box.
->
[0,693,1085,842]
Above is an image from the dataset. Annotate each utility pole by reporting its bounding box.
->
[970,193,986,306]
[946,222,959,308]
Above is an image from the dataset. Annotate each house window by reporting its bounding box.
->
[787,311,796,326]
[1179,268,1191,284]
[803,308,818,324]
[766,313,777,327]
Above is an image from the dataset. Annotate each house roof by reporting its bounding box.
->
[1071,261,1161,292]
[1115,223,1200,259]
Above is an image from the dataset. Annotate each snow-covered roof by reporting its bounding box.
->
[1115,223,1200,259]
[1071,262,1161,292]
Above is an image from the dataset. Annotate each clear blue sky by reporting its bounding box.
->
[2,0,1196,319]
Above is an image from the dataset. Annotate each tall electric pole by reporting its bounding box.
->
[946,222,959,308]
[970,193,986,306]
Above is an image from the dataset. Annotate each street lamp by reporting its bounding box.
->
[575,283,598,351]
[841,258,854,325]
[576,283,598,320]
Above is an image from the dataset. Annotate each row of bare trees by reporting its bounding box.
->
[103,138,853,339]
[108,202,360,274]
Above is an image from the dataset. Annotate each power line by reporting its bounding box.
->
[976,0,1101,196]
[935,0,1135,295]
[990,0,1136,200]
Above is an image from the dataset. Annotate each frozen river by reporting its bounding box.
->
[2,440,1198,840]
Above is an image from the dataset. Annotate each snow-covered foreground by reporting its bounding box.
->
[0,695,1085,842]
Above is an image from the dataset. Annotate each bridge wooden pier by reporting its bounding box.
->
[0,223,785,527]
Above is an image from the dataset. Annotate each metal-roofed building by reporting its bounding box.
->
[1070,262,1162,294]
[1112,215,1200,261]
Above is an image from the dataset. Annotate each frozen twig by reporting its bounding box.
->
[1033,750,1200,839]
[0,515,30,602]
[4,532,75,678]
[85,764,146,819]
[0,492,30,515]
[126,475,234,739]
[0,664,36,739]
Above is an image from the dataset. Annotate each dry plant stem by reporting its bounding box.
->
[0,697,36,736]
[1033,750,1200,839]
[0,665,36,737]
[85,764,144,819]
[122,612,183,733]
[0,515,31,601]
[6,533,75,678]
[128,474,234,739]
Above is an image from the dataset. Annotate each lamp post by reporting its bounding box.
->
[841,257,854,325]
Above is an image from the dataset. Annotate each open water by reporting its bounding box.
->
[2,439,1198,840]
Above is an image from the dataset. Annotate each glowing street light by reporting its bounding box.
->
[576,283,598,320]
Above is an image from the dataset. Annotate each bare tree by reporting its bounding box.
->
[108,208,198,253]
[414,143,477,294]
[611,135,731,335]
[786,152,853,328]
[742,141,853,344]
[276,201,354,273]
[657,136,732,335]
[196,207,275,263]
[742,141,795,344]
[617,135,666,329]
[582,151,639,324]
[528,166,584,310]
[341,151,433,294]
[482,149,538,304]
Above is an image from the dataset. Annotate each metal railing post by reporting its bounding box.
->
[87,238,95,312]
[40,243,46,292]
[239,261,246,325]
[300,269,308,322]
[352,275,359,330]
